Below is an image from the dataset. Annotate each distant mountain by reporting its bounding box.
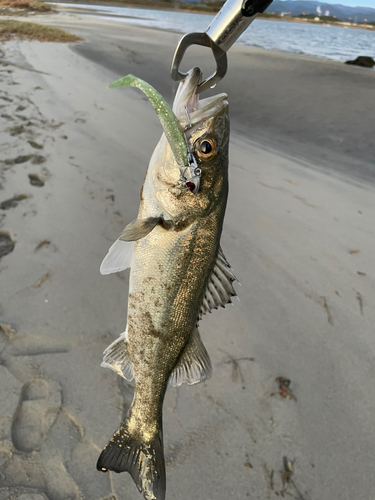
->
[266,0,375,22]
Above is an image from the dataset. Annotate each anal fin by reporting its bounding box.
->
[169,328,212,387]
[101,328,134,381]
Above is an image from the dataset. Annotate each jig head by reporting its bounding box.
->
[180,152,201,194]
[179,106,201,195]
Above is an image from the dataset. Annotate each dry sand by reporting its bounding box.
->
[0,9,374,500]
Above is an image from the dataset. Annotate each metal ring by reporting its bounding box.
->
[170,32,228,94]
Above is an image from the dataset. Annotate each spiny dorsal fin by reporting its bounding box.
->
[101,328,134,381]
[169,328,212,387]
[199,247,238,318]
[120,216,163,242]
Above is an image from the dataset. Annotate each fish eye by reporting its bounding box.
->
[200,140,212,154]
[196,138,216,161]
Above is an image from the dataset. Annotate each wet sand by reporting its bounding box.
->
[0,10,375,500]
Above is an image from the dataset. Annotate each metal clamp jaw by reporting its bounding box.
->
[171,0,274,93]
[171,32,227,95]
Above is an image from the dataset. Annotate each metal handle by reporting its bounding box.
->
[206,0,273,52]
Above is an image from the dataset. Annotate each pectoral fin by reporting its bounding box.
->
[169,328,212,387]
[119,217,163,242]
[100,240,134,275]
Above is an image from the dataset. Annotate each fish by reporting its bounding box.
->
[96,67,237,500]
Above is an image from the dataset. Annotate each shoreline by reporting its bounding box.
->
[46,0,375,31]
[2,5,375,66]
[1,10,374,177]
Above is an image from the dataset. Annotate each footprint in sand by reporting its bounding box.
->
[31,155,46,165]
[7,124,24,136]
[0,434,81,500]
[1,113,13,121]
[0,194,28,210]
[1,375,113,500]
[28,174,45,187]
[2,154,46,166]
[0,374,78,499]
[3,154,32,165]
[28,140,44,150]
[0,230,15,258]
[11,378,62,452]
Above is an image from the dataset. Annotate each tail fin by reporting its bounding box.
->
[97,424,166,500]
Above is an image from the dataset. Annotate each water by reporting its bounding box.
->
[55,3,375,62]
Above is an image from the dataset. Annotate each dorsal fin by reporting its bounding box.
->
[199,247,238,318]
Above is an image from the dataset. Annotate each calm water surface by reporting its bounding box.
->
[55,3,375,62]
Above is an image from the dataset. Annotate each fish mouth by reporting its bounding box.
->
[172,67,228,128]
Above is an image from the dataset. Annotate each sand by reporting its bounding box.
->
[0,8,374,500]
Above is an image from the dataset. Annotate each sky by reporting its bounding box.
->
[323,0,375,6]
[293,0,375,8]
[277,0,375,8]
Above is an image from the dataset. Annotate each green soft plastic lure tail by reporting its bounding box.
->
[109,74,188,167]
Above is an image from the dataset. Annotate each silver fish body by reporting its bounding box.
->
[97,68,236,500]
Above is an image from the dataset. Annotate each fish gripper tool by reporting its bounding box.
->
[171,0,274,93]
